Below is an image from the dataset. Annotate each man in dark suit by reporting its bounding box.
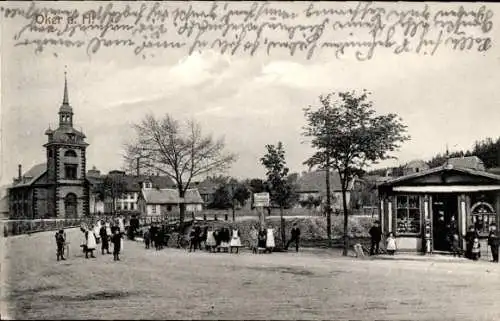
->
[285,223,301,252]
[369,221,382,255]
[488,224,499,263]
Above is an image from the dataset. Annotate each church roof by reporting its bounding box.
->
[11,163,47,187]
[52,126,86,139]
[59,104,73,113]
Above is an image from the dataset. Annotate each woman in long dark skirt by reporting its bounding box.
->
[257,227,267,254]
[214,228,222,252]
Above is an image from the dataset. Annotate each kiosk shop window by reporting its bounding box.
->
[396,195,421,234]
[471,201,497,235]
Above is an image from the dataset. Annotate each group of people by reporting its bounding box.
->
[368,218,499,263]
[143,223,172,250]
[79,218,125,261]
[140,221,302,254]
[464,224,499,262]
[201,223,242,253]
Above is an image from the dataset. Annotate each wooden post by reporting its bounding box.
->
[258,206,265,227]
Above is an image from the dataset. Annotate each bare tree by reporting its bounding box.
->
[124,114,237,224]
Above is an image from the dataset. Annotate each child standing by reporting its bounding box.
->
[189,226,198,252]
[257,227,267,254]
[471,237,481,261]
[205,226,216,252]
[386,232,396,255]
[144,229,151,249]
[249,225,258,254]
[111,229,122,261]
[451,233,463,257]
[55,229,66,261]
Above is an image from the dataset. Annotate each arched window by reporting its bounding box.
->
[471,201,496,235]
[64,150,77,157]
[64,193,77,218]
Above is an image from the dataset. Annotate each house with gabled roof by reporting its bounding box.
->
[137,185,204,217]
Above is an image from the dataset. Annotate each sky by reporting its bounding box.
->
[1,1,500,186]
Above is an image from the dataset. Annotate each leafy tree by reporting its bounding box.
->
[207,179,251,220]
[209,185,232,209]
[303,90,409,255]
[124,114,236,224]
[232,183,251,207]
[260,142,297,247]
[471,137,500,168]
[247,178,268,194]
[102,174,127,215]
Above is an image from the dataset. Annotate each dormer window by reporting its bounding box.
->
[143,181,152,189]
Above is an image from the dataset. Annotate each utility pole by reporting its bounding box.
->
[231,183,236,221]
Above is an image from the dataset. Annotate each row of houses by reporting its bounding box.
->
[86,168,204,216]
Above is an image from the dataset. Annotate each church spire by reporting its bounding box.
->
[63,68,69,105]
[59,67,73,127]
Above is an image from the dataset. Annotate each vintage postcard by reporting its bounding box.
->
[1,1,499,320]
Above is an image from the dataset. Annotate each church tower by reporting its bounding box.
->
[44,71,89,218]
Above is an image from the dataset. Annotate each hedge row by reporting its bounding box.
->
[141,216,376,248]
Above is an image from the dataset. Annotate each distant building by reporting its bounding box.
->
[403,159,430,176]
[86,169,175,215]
[295,170,361,212]
[446,156,485,171]
[137,186,204,217]
[193,180,219,208]
[8,74,90,219]
[87,166,105,214]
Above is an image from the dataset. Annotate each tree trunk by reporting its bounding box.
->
[179,189,186,224]
[232,200,235,221]
[325,166,332,248]
[341,180,349,256]
[280,206,286,249]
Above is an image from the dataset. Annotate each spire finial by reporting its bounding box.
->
[63,66,69,105]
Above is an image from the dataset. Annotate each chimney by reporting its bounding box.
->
[18,164,22,179]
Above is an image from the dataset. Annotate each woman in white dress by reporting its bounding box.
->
[85,227,97,259]
[105,222,112,237]
[266,226,276,253]
[93,221,102,244]
[118,217,125,252]
[230,227,242,254]
[206,226,217,252]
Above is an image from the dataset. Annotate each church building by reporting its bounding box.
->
[8,73,90,219]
